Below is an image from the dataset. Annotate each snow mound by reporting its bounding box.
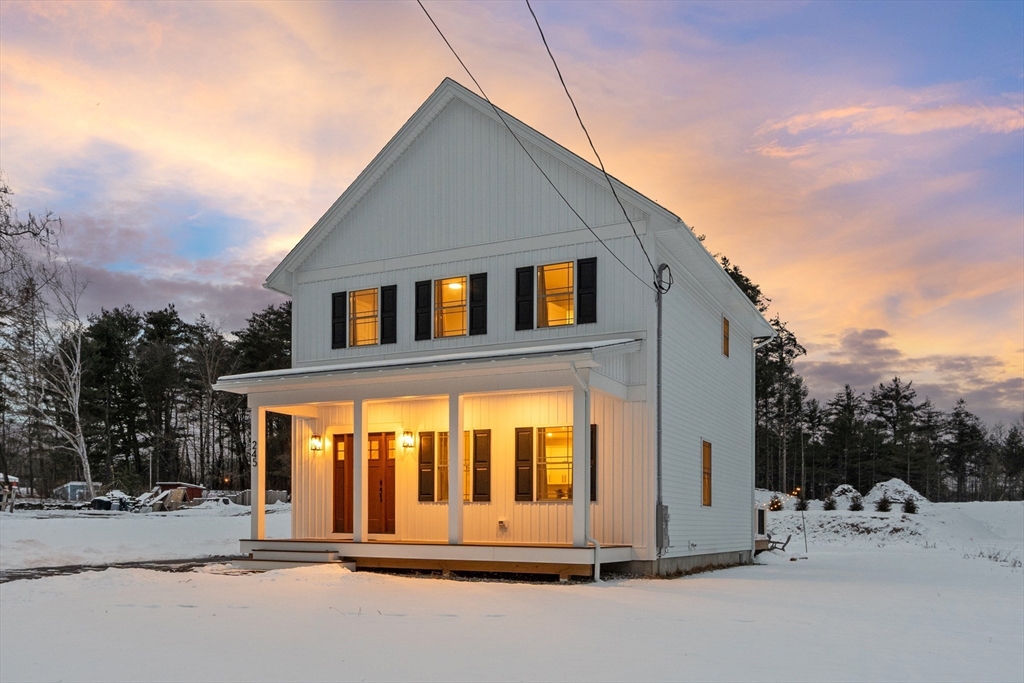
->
[831,484,860,500]
[864,478,927,504]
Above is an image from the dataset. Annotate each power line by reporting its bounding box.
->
[525,0,664,293]
[416,0,657,294]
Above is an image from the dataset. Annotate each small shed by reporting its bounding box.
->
[156,482,206,501]
[53,481,99,502]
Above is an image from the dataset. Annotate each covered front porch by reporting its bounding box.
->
[213,339,649,575]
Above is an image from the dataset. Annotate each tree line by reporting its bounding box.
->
[1,180,292,499]
[1,180,1021,501]
[721,257,1024,502]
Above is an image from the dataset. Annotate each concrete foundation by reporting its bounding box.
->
[605,549,753,577]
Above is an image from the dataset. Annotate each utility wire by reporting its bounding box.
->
[416,0,657,294]
[524,0,664,293]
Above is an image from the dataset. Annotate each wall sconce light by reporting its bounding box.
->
[401,430,415,449]
[310,434,323,452]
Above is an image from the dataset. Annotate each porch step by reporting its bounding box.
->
[250,549,340,563]
[234,548,356,572]
[232,558,356,572]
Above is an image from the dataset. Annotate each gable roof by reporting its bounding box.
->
[265,78,680,296]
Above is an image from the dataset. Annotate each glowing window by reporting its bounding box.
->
[537,426,573,501]
[537,262,574,327]
[434,276,467,337]
[349,288,378,346]
[435,431,472,501]
[702,441,712,506]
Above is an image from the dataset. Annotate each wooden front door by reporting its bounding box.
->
[367,432,396,534]
[333,434,354,533]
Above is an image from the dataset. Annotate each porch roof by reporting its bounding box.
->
[213,338,641,394]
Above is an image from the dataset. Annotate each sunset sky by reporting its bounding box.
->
[1,1,1021,424]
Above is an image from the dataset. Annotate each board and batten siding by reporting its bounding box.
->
[655,239,756,557]
[291,236,651,367]
[288,390,646,549]
[296,97,647,274]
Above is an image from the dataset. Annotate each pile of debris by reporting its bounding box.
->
[90,482,212,513]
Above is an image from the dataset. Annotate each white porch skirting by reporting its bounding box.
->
[239,538,631,577]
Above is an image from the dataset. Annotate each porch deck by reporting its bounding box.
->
[238,538,633,579]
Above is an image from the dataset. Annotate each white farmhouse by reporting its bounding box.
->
[214,78,774,578]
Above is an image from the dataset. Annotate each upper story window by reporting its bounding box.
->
[722,317,730,357]
[435,276,467,337]
[516,257,596,331]
[415,273,488,341]
[537,262,574,327]
[331,285,396,350]
[350,288,379,346]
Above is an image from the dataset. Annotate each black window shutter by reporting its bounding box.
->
[515,266,534,331]
[472,430,491,502]
[380,285,397,345]
[418,432,434,502]
[590,424,598,502]
[469,272,487,336]
[331,292,347,349]
[577,257,597,325]
[414,280,431,341]
[515,427,533,501]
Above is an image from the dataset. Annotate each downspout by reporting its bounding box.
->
[570,361,600,581]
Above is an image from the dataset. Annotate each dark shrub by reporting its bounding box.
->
[902,497,918,514]
[849,494,864,511]
[875,494,892,512]
[795,496,809,511]
[769,495,783,511]
[823,496,837,511]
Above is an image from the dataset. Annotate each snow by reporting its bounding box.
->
[1,499,1022,682]
[864,478,926,504]
[0,502,290,570]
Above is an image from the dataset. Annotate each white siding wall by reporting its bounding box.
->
[288,390,648,549]
[656,239,756,557]
[292,237,651,367]
[298,98,646,272]
[590,391,651,554]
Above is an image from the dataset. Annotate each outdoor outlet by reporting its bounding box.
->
[498,518,508,530]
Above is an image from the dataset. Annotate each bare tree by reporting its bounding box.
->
[34,265,95,499]
[0,178,62,320]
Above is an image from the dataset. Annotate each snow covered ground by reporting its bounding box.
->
[0,501,291,570]
[1,497,1021,682]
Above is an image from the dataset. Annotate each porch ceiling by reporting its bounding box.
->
[213,338,641,395]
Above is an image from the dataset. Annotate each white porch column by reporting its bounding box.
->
[250,406,266,540]
[572,378,589,548]
[352,399,367,542]
[448,392,464,544]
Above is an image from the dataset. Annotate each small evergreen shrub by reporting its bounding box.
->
[769,495,783,511]
[875,494,892,512]
[795,496,809,511]
[823,496,837,511]
[849,494,864,511]
[902,497,918,514]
